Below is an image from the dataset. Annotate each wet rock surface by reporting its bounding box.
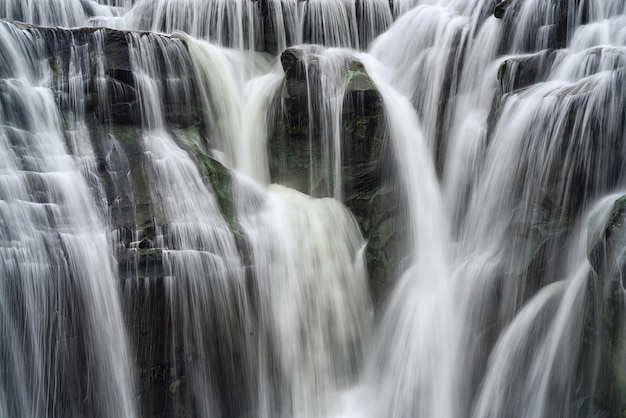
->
[580,196,626,417]
[2,21,392,415]
[270,47,407,307]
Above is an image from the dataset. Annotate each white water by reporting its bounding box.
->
[239,184,372,417]
[370,5,470,152]
[0,0,87,27]
[473,194,623,418]
[122,0,397,50]
[182,34,276,174]
[358,54,458,418]
[127,31,250,416]
[0,21,136,418]
[2,0,626,417]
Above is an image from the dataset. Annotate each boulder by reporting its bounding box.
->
[497,49,558,95]
[494,0,512,19]
[270,47,406,308]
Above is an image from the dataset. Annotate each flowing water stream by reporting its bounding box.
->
[1,0,626,417]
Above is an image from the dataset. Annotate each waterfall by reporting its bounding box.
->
[358,55,458,418]
[473,194,624,418]
[239,184,371,417]
[0,0,88,27]
[0,21,136,417]
[2,0,626,417]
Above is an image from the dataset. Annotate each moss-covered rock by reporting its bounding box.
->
[197,151,239,232]
[272,48,386,195]
[270,48,406,308]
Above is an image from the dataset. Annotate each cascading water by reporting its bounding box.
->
[2,0,626,417]
[124,31,252,416]
[0,0,88,27]
[472,193,626,418]
[238,183,372,417]
[0,21,136,418]
[356,54,458,418]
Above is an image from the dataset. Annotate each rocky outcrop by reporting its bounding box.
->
[7,20,201,127]
[341,62,407,306]
[494,0,512,19]
[497,49,559,95]
[270,47,406,307]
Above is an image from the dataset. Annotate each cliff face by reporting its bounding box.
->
[3,21,399,416]
[10,20,402,298]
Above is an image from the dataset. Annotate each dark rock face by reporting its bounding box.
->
[92,123,249,418]
[478,41,626,416]
[270,47,406,307]
[341,65,407,307]
[87,123,177,417]
[497,49,559,94]
[12,22,201,128]
[494,68,626,300]
[12,24,406,315]
[4,22,234,417]
[494,0,512,19]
